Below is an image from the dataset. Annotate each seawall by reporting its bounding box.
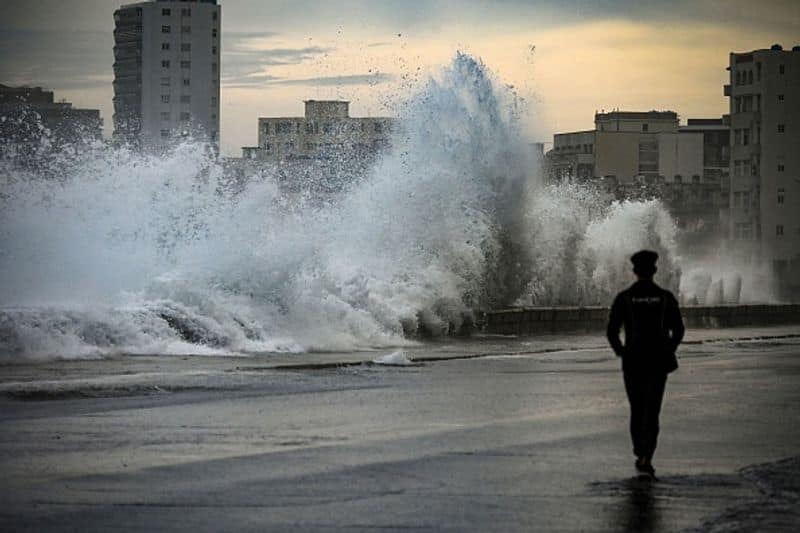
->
[484,304,800,335]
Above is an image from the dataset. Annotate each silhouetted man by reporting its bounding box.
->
[607,250,684,479]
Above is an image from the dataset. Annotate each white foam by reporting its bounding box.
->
[373,351,414,366]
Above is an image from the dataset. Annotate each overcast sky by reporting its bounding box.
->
[2,0,799,156]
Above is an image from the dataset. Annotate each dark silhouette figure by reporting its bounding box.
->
[607,250,684,478]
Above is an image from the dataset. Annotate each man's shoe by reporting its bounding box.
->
[635,461,656,480]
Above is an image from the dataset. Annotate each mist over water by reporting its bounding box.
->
[0,53,743,361]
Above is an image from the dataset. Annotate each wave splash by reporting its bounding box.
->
[1,53,681,360]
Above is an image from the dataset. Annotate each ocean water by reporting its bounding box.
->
[0,53,731,361]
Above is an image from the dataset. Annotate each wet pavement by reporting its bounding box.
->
[1,327,799,531]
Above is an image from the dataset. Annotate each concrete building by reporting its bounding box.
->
[0,84,102,162]
[113,0,220,150]
[546,111,728,249]
[548,111,705,185]
[244,100,394,162]
[726,44,800,296]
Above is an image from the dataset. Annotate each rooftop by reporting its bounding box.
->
[595,110,678,121]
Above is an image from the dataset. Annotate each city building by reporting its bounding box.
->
[726,44,800,296]
[545,111,728,250]
[113,0,220,150]
[244,100,395,162]
[0,84,102,162]
[548,111,704,184]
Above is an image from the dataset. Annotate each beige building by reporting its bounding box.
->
[726,44,800,296]
[113,0,220,150]
[548,111,705,184]
[243,100,394,162]
[546,111,729,250]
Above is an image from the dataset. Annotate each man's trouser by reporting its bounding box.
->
[623,370,668,458]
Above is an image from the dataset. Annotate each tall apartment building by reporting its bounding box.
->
[726,44,800,295]
[242,100,394,162]
[113,0,220,150]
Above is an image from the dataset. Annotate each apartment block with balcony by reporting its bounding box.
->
[113,0,220,150]
[727,44,800,296]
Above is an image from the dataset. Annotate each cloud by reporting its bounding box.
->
[0,29,111,91]
[222,72,283,88]
[271,73,395,86]
[223,72,394,89]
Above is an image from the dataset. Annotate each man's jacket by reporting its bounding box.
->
[606,279,685,374]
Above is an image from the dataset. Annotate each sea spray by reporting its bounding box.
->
[1,53,689,360]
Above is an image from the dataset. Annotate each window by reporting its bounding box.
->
[756,62,761,81]
[161,94,170,103]
[183,78,190,86]
[742,129,750,146]
[181,8,191,16]
[162,25,171,33]
[161,129,170,138]
[674,175,682,183]
[642,123,649,132]
[211,63,217,72]
[778,189,785,204]
[262,123,270,134]
[181,43,191,52]
[162,8,170,16]
[747,70,753,84]
[735,71,741,85]
[212,28,218,38]
[180,60,190,68]
[264,143,271,151]
[180,112,190,121]
[778,94,785,101]
[161,42,170,50]
[161,60,170,68]
[779,64,785,75]
[276,122,292,134]
[284,142,294,150]
[692,175,701,184]
[212,46,217,55]
[181,25,191,33]
[777,225,784,236]
[180,95,190,103]
[374,122,383,133]
[778,124,785,133]
[160,112,170,120]
[212,11,218,20]
[160,77,170,86]
[778,164,785,172]
[211,97,217,106]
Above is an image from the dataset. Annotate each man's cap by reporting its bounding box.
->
[631,250,658,269]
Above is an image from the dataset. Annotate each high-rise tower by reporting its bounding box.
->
[726,44,800,296]
[113,0,220,151]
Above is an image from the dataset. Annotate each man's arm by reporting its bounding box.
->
[606,293,626,357]
[667,293,685,352]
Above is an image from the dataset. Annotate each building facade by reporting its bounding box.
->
[726,44,800,296]
[0,84,102,162]
[548,111,705,185]
[546,111,728,250]
[113,0,220,150]
[245,100,394,162]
